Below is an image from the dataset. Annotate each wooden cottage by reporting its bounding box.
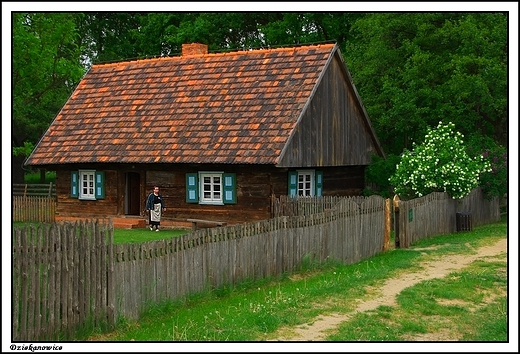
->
[25,42,385,228]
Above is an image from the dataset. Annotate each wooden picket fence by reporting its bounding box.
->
[12,220,115,341]
[10,188,502,340]
[113,195,387,319]
[394,187,500,248]
[271,195,353,217]
[13,196,56,223]
[11,196,387,340]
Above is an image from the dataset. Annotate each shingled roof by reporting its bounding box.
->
[26,43,365,166]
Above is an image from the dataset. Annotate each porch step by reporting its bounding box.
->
[111,217,146,229]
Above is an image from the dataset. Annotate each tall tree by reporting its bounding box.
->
[12,12,85,149]
[74,12,143,63]
[345,13,507,154]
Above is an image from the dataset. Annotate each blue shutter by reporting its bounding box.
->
[71,171,78,198]
[186,173,199,203]
[315,171,323,197]
[288,171,297,197]
[223,173,237,204]
[95,171,105,199]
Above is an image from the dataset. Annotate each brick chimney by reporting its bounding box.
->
[182,43,208,56]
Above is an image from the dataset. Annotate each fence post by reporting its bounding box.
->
[383,198,391,251]
[393,195,400,248]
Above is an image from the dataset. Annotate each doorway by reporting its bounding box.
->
[125,172,141,215]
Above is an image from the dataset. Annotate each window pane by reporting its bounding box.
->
[200,173,224,203]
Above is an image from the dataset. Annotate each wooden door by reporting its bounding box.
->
[125,172,141,215]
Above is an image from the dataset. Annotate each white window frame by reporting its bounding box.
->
[199,171,224,205]
[297,170,315,197]
[79,170,96,200]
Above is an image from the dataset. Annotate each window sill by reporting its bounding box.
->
[199,201,224,206]
[78,197,96,201]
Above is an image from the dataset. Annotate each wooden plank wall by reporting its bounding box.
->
[52,163,366,225]
[276,55,381,168]
[12,220,115,341]
[396,187,501,248]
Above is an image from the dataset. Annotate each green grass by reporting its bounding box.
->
[329,258,507,341]
[110,227,188,244]
[81,217,508,342]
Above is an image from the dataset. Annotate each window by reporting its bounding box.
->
[288,170,323,197]
[80,170,96,199]
[201,173,222,203]
[297,171,314,196]
[186,172,236,204]
[71,170,105,200]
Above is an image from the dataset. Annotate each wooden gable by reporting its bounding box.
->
[277,46,384,167]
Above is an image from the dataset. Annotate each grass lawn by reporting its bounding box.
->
[111,227,189,243]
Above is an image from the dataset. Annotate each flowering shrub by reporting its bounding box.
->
[389,121,491,200]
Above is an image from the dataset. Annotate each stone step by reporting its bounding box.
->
[111,217,146,229]
[55,216,147,229]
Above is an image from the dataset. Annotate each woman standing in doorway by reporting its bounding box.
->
[145,186,166,231]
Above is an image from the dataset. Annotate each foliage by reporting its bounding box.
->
[346,13,507,154]
[465,135,508,199]
[74,13,143,63]
[12,141,34,157]
[364,153,400,198]
[389,121,490,200]
[12,13,86,149]
[24,171,56,184]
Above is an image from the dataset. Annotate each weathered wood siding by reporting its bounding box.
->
[54,164,365,224]
[395,187,501,248]
[277,53,381,167]
[55,169,119,217]
[147,164,366,224]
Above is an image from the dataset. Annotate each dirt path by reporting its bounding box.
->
[273,238,507,341]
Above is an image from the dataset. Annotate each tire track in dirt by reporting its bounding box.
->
[274,238,507,341]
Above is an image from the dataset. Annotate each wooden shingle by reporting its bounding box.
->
[26,43,383,167]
